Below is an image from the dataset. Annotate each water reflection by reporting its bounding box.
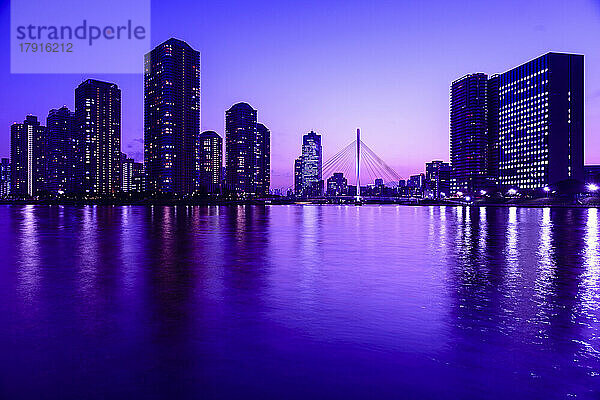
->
[1,205,599,399]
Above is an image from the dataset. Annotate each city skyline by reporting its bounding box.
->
[1,1,600,189]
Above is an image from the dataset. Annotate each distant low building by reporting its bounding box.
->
[425,160,451,199]
[10,115,47,197]
[326,173,348,196]
[0,158,10,197]
[584,165,600,184]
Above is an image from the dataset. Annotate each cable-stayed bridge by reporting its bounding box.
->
[322,129,402,198]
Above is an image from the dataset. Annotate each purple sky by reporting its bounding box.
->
[1,0,600,189]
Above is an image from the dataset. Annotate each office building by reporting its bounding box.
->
[198,130,223,193]
[295,130,323,197]
[225,102,270,196]
[496,52,584,189]
[75,79,122,195]
[10,115,48,197]
[425,160,451,198]
[326,172,348,196]
[144,38,201,195]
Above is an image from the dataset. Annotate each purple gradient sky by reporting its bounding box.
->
[1,0,600,188]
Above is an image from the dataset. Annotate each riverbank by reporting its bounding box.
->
[1,197,599,207]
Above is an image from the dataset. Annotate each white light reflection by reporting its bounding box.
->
[581,208,600,322]
[16,205,40,303]
[505,207,520,288]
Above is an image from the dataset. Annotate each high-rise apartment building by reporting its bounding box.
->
[75,79,122,195]
[225,102,270,196]
[47,106,81,193]
[198,130,223,194]
[144,38,201,195]
[10,115,48,197]
[450,73,489,194]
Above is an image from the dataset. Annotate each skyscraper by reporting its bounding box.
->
[225,102,270,196]
[450,73,489,194]
[144,38,201,195]
[0,158,11,197]
[75,79,122,195]
[121,155,134,192]
[496,52,583,189]
[255,123,271,196]
[47,106,81,194]
[295,130,323,197]
[198,130,223,194]
[487,75,500,185]
[10,115,47,197]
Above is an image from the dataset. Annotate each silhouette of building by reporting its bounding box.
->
[294,157,302,195]
[46,106,80,194]
[10,115,48,197]
[198,130,223,194]
[326,172,348,196]
[450,73,489,194]
[584,165,600,184]
[295,130,323,197]
[75,79,122,195]
[121,155,134,192]
[144,38,201,195]
[255,123,271,196]
[225,102,270,196]
[0,158,10,197]
[496,52,584,189]
[425,160,451,198]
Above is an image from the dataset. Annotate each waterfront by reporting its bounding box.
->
[0,205,599,399]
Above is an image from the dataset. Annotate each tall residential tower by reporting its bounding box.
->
[225,102,270,196]
[144,38,201,195]
[10,116,47,197]
[75,79,122,195]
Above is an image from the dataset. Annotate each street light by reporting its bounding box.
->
[465,196,471,202]
[588,183,599,192]
[543,186,550,192]
[480,190,487,195]
[508,188,517,196]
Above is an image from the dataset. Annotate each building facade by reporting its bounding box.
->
[225,102,270,196]
[144,38,201,196]
[0,158,10,197]
[450,73,489,194]
[255,123,271,196]
[10,115,48,197]
[295,130,323,197]
[425,160,451,198]
[497,52,584,189]
[47,106,81,194]
[75,79,122,195]
[326,172,348,196]
[198,130,223,194]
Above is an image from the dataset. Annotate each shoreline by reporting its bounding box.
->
[0,199,599,208]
